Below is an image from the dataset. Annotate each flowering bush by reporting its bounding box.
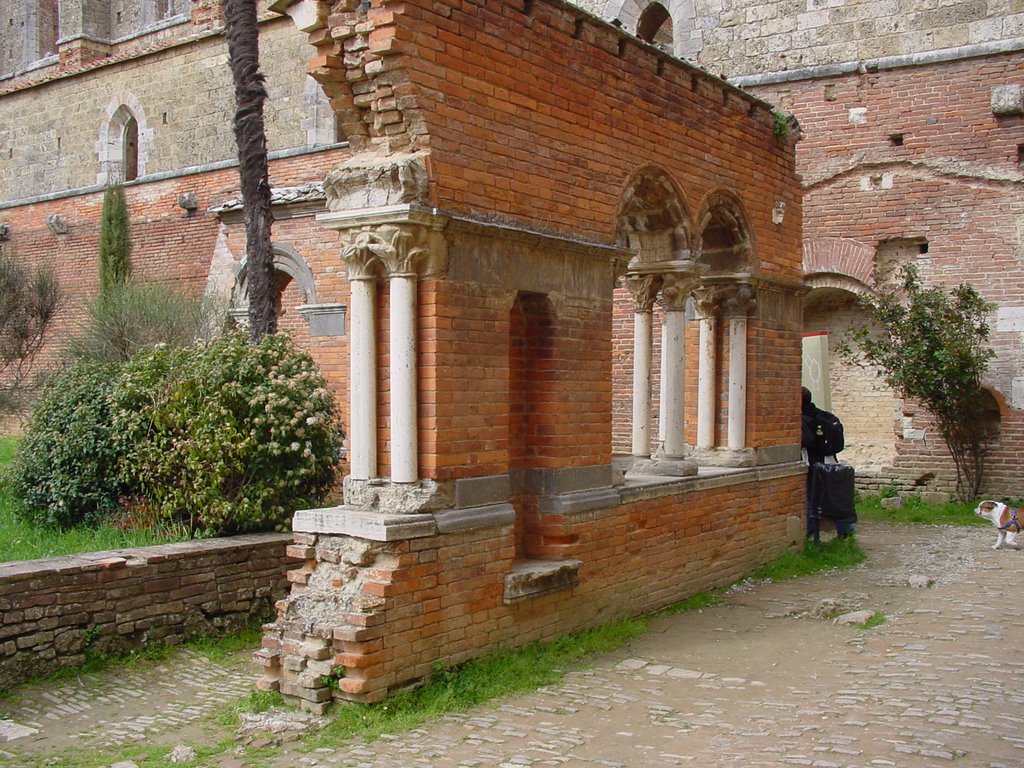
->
[9,362,125,528]
[112,332,342,534]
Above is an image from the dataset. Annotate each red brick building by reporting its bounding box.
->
[2,0,805,705]
[594,0,1024,497]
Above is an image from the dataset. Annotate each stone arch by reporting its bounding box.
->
[636,3,673,49]
[601,0,700,59]
[803,237,875,289]
[694,189,752,275]
[233,244,318,310]
[97,94,154,185]
[616,165,692,265]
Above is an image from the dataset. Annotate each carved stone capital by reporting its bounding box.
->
[657,272,700,312]
[626,274,661,312]
[692,286,722,320]
[340,223,446,281]
[723,283,757,318]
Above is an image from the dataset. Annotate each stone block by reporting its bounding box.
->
[991,84,1023,115]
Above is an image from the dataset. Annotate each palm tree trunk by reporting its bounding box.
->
[224,0,276,340]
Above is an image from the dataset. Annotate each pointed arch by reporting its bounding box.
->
[694,189,753,275]
[97,94,154,185]
[233,243,318,309]
[616,165,692,267]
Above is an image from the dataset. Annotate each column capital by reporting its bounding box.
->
[339,221,447,281]
[722,283,757,318]
[626,274,661,312]
[692,285,723,320]
[657,272,700,312]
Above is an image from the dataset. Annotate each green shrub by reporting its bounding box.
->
[112,332,342,534]
[65,281,225,365]
[9,362,125,528]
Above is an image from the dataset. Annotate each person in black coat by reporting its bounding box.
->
[801,386,855,539]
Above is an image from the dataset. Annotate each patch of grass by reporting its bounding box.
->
[310,617,649,746]
[751,536,865,582]
[1,434,190,563]
[856,493,987,526]
[861,611,886,629]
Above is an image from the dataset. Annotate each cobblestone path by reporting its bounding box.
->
[2,521,1022,767]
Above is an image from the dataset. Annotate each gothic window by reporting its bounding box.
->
[99,98,151,185]
[37,0,59,58]
[122,114,139,182]
[303,78,345,146]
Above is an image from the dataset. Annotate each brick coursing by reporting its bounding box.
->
[0,534,291,691]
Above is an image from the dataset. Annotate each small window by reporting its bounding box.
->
[123,116,139,182]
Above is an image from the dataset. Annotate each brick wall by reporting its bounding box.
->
[743,53,1024,497]
[259,469,804,707]
[0,534,291,691]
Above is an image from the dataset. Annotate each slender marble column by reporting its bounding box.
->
[341,236,381,481]
[694,288,720,450]
[725,285,756,451]
[657,274,695,460]
[389,272,418,483]
[627,276,660,458]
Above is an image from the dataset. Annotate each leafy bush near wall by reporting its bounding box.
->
[9,333,342,535]
[112,333,342,534]
[9,363,124,529]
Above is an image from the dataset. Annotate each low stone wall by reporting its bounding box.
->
[0,534,291,691]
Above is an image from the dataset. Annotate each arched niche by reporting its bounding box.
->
[616,166,692,269]
[97,95,153,185]
[694,190,753,275]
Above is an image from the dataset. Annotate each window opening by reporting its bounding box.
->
[636,3,673,50]
[123,116,139,182]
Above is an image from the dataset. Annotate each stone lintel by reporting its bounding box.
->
[293,506,437,541]
[520,464,616,496]
[627,457,699,478]
[454,474,511,509]
[318,203,446,233]
[503,559,582,604]
[434,503,515,534]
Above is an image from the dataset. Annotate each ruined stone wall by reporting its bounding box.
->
[260,469,804,707]
[0,534,291,691]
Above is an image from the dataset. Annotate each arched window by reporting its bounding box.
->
[636,2,673,50]
[99,98,151,185]
[123,115,139,182]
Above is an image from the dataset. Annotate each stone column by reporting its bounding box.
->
[379,228,429,484]
[694,287,720,450]
[627,275,660,459]
[724,285,756,451]
[656,273,696,462]
[341,233,382,481]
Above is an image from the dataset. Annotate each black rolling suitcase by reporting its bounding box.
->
[810,462,857,542]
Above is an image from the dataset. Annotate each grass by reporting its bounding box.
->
[753,535,865,581]
[855,492,989,526]
[0,436,190,563]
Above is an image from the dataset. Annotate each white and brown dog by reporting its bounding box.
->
[974,500,1023,550]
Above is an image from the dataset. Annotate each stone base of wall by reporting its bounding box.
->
[0,534,292,691]
[257,466,805,710]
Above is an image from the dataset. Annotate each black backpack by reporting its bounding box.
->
[812,409,845,457]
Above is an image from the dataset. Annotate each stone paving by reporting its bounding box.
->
[1,521,1023,768]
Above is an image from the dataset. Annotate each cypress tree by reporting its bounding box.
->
[98,183,131,298]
